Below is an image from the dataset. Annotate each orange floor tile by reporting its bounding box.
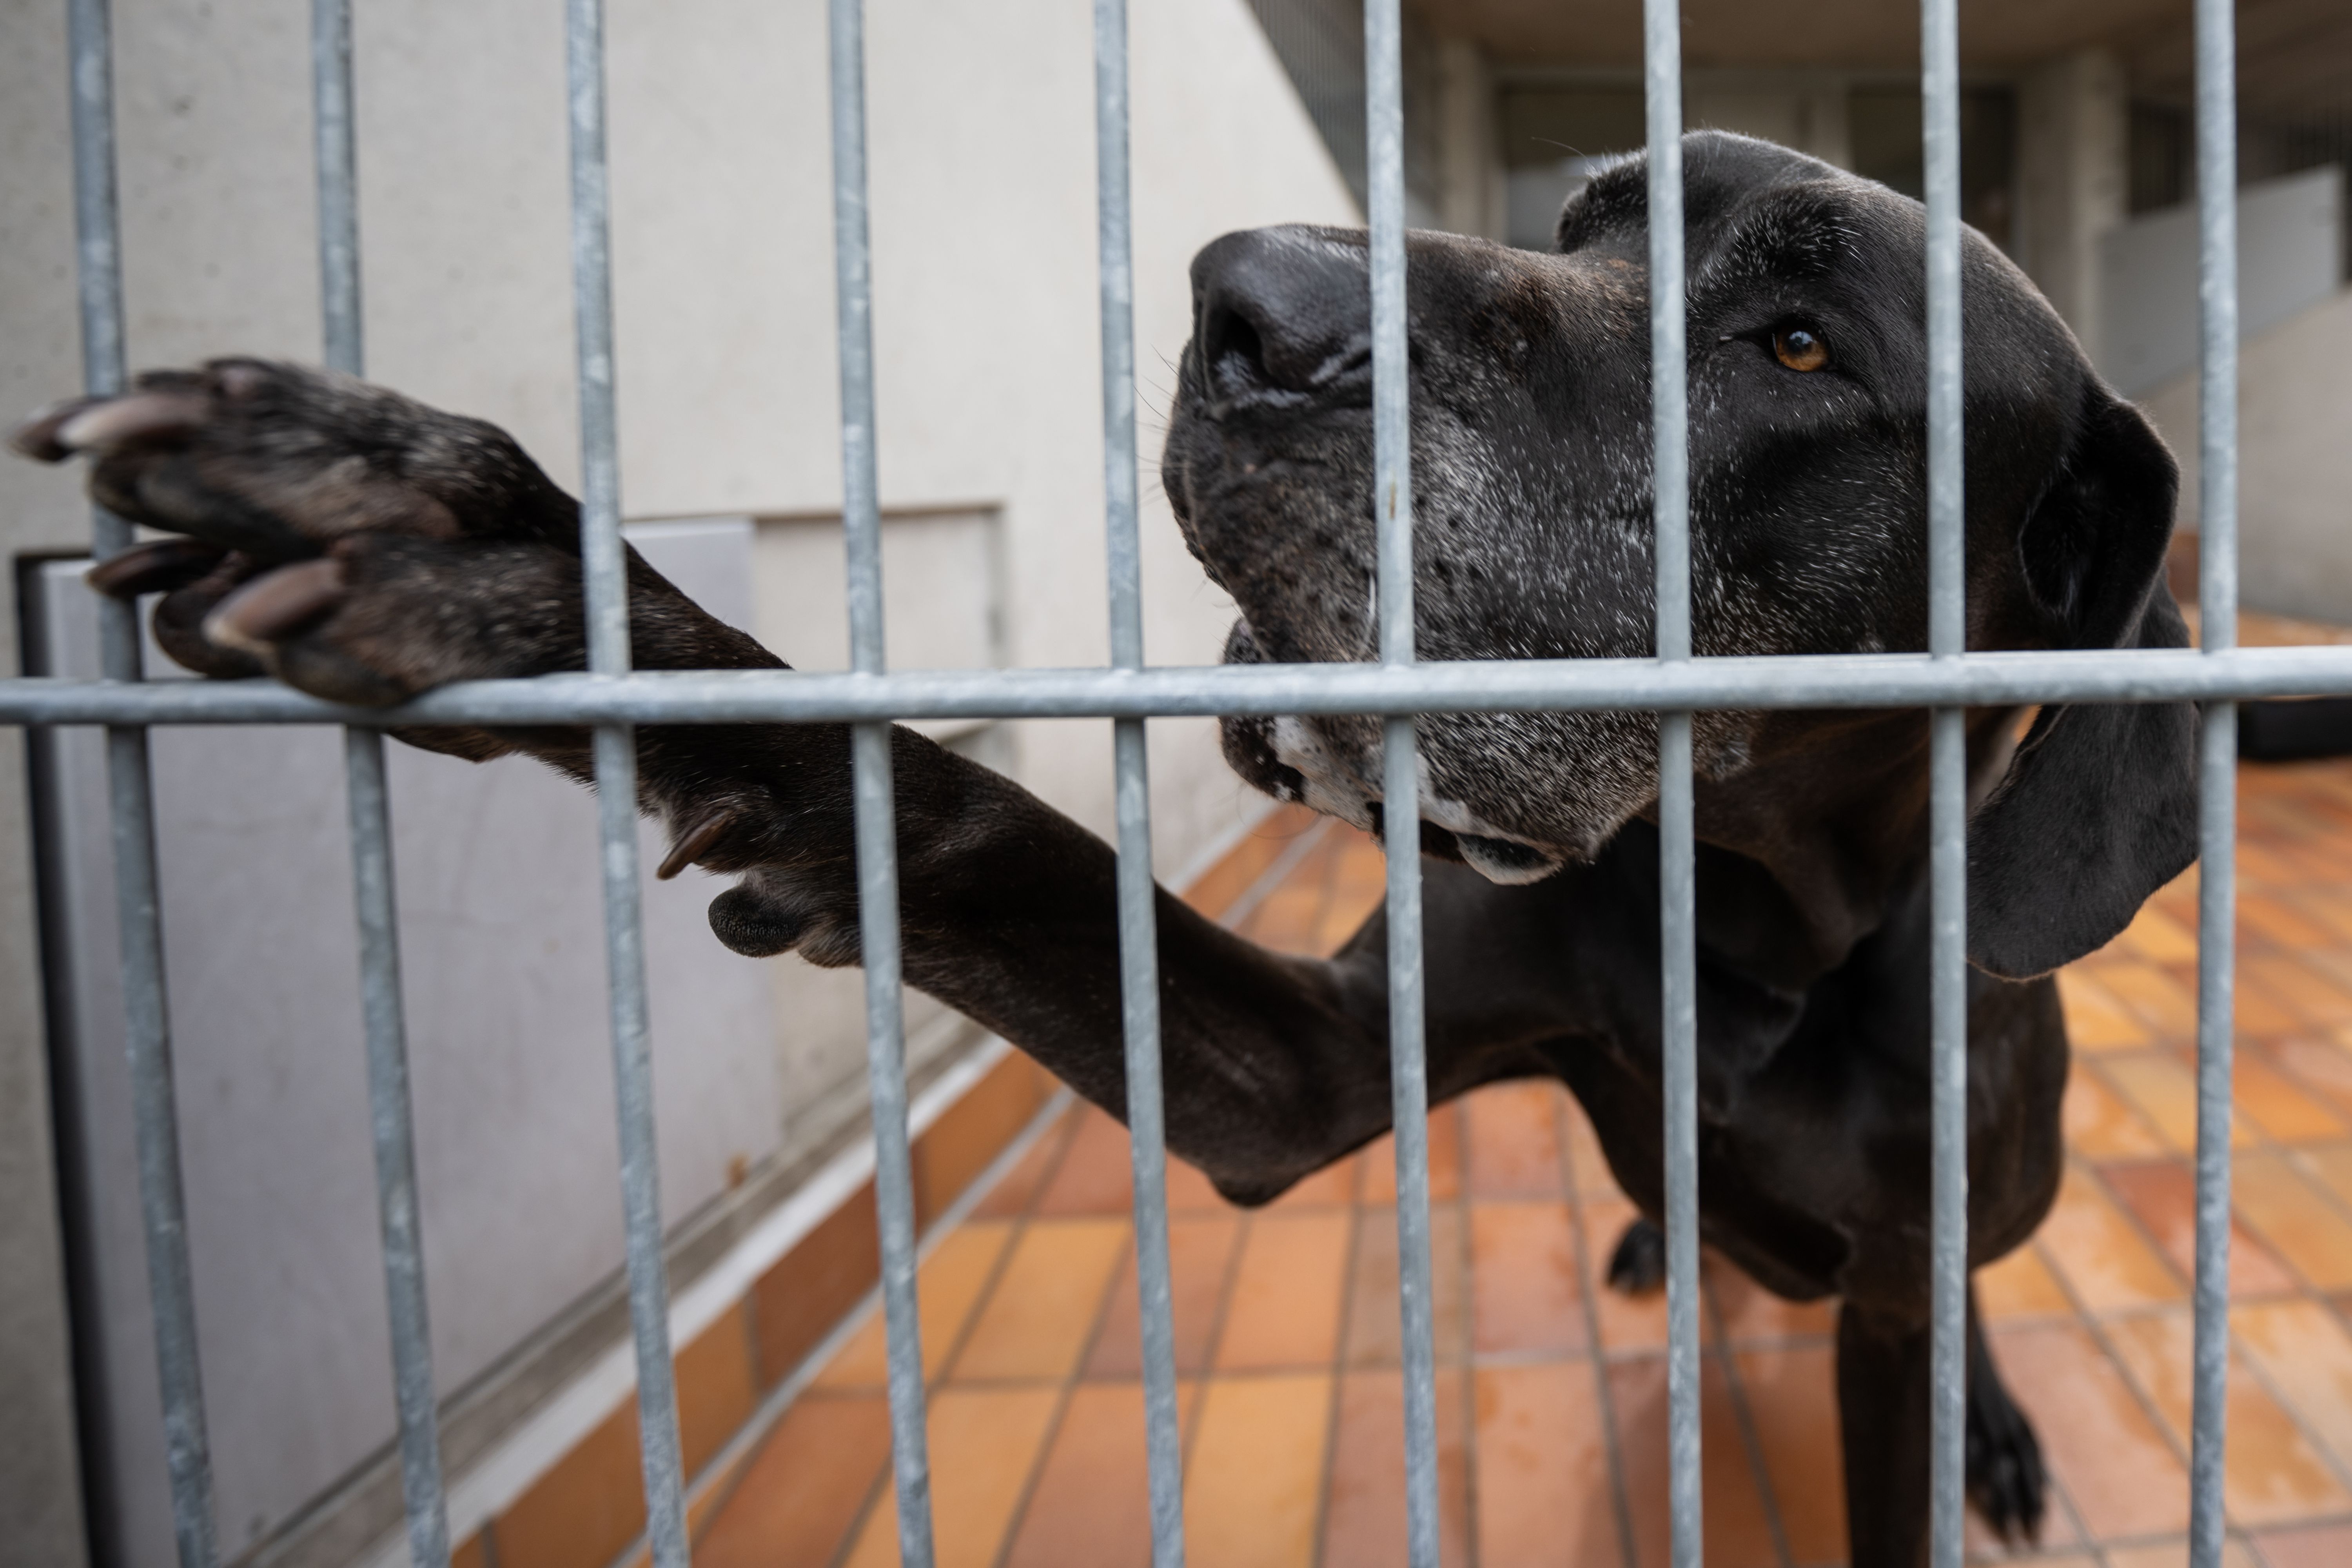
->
[699,754,2352,1567]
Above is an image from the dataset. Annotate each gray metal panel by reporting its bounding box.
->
[27,530,779,1568]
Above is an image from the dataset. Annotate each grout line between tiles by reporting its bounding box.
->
[1216,815,1333,937]
[821,1094,1080,1568]
[2077,1156,2198,1301]
[1455,1108,1482,1568]
[1556,1098,1639,1568]
[1307,1152,1368,1568]
[599,1086,1083,1568]
[2017,1185,2201,1550]
[2214,1302,2352,1504]
[986,1214,1136,1568]
[822,1453,895,1568]
[1181,1201,1250,1477]
[2263,1140,2352,1247]
[932,1111,1078,1390]
[1703,1267,1797,1568]
[2082,1051,2185,1156]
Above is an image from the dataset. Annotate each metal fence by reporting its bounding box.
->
[0,0,2327,1566]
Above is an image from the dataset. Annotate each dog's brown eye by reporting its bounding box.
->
[1773,327,1829,372]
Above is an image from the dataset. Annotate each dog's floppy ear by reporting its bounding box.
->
[1967,389,2200,980]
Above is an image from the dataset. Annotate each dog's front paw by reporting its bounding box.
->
[11,358,576,559]
[707,867,861,964]
[10,360,621,713]
[204,534,597,706]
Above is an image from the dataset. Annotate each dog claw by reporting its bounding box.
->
[202,558,347,653]
[62,390,209,459]
[9,389,212,463]
[7,397,103,461]
[659,810,735,880]
[87,539,230,600]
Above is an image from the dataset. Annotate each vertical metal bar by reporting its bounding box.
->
[311,12,454,1563]
[1365,4,1440,1564]
[563,4,689,1564]
[69,2,221,1563]
[828,4,936,1564]
[343,733,452,1568]
[2189,2,2239,1564]
[311,0,362,377]
[1920,3,1968,1566]
[1641,3,1699,1566]
[1094,3,1186,1563]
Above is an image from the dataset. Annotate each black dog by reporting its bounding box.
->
[15,132,2195,1566]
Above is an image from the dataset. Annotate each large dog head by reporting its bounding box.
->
[1160,131,2195,979]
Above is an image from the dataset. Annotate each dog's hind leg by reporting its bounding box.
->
[1605,1216,1666,1296]
[1964,1286,2046,1543]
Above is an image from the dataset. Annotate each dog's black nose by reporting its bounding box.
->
[1192,226,1370,403]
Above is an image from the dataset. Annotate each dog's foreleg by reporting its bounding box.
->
[1837,1284,2045,1567]
[1836,1300,1933,1568]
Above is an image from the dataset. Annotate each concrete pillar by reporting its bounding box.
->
[2018,50,2128,359]
[1797,83,1851,171]
[1434,36,1501,239]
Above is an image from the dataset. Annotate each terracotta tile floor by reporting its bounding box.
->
[697,755,2352,1568]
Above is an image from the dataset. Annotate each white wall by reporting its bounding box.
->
[2142,283,2352,627]
[0,0,1358,1559]
[2101,167,2343,397]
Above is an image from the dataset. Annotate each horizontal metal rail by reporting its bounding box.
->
[7,644,2350,730]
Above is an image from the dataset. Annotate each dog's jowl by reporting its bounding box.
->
[15,131,2198,1568]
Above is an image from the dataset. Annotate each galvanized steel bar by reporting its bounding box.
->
[1642,1,1700,1563]
[829,3,936,1563]
[25,644,2352,730]
[1655,709,1699,1568]
[106,728,217,1568]
[1094,2,1186,1562]
[2190,705,2236,1568]
[311,0,363,376]
[342,731,452,1568]
[1920,0,1968,1564]
[1364,3,1441,1562]
[311,13,453,1561]
[1926,695,1968,1568]
[69,0,126,403]
[2189,1,2240,1563]
[564,2,690,1563]
[70,1,221,1561]
[567,0,630,682]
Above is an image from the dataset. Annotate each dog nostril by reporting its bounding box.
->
[1203,300,1271,394]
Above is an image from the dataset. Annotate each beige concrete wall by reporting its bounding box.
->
[2141,286,2352,626]
[0,0,98,1557]
[0,0,1355,1558]
[1434,37,1502,239]
[2017,50,2127,359]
